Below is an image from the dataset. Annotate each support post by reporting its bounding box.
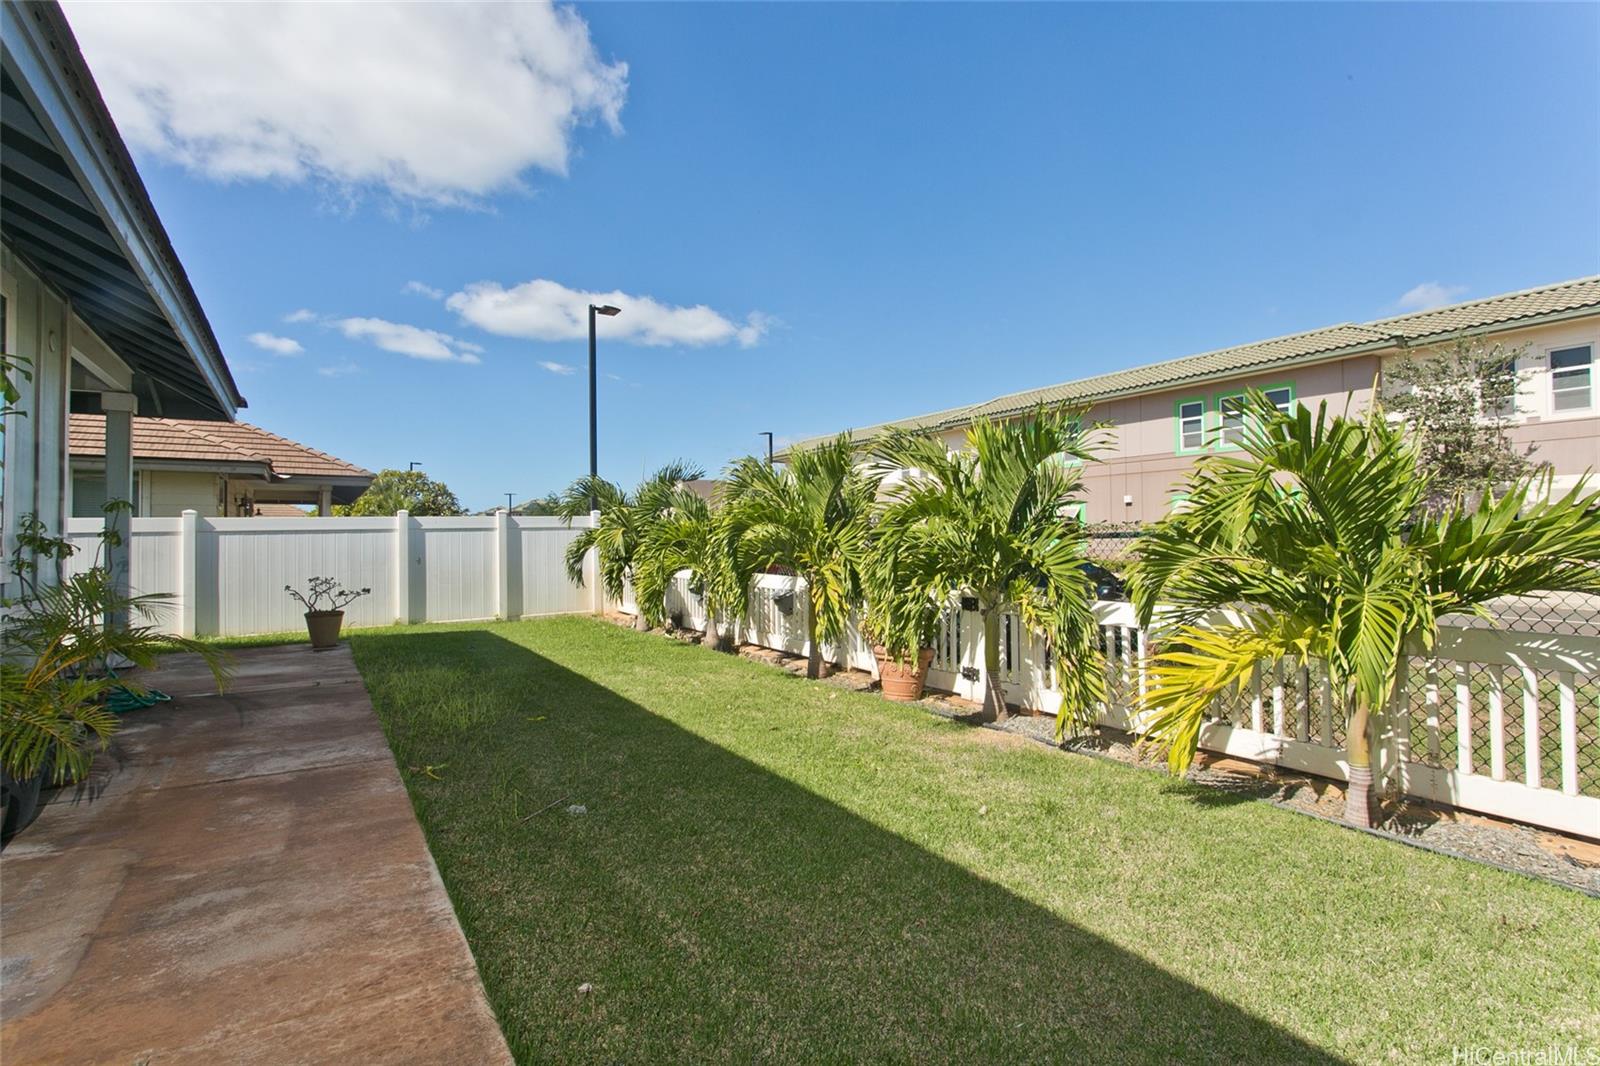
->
[394,510,412,625]
[494,508,511,620]
[317,485,332,516]
[178,509,198,637]
[101,391,137,629]
[589,509,602,614]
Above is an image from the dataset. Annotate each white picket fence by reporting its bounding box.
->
[650,574,1600,840]
[63,510,599,637]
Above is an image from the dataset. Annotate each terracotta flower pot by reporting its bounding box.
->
[305,610,345,650]
[874,646,935,702]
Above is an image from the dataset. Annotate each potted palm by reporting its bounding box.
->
[2,512,228,844]
[871,407,1110,724]
[285,578,370,649]
[862,539,942,701]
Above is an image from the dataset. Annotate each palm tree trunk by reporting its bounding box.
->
[705,611,729,653]
[805,591,823,680]
[1343,698,1375,828]
[633,609,650,631]
[981,608,1007,723]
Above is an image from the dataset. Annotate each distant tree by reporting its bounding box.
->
[514,492,563,516]
[334,469,464,516]
[1384,335,1542,512]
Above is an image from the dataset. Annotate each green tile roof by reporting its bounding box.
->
[784,275,1600,453]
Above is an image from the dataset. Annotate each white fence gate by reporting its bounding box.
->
[63,510,599,637]
[635,575,1600,840]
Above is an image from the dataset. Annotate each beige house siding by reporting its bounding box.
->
[1054,354,1381,523]
[936,314,1597,526]
[146,471,221,517]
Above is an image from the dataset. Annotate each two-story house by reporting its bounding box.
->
[785,276,1600,523]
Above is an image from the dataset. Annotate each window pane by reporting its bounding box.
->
[1179,401,1203,419]
[1219,395,1245,444]
[1263,387,1292,412]
[1551,346,1591,371]
[1553,373,1591,412]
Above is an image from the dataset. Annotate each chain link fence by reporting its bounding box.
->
[1082,523,1600,637]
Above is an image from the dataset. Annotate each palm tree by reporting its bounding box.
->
[1129,391,1600,826]
[871,407,1109,725]
[723,436,878,679]
[558,461,703,631]
[634,486,742,651]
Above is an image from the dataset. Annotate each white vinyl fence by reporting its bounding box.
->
[63,510,599,637]
[646,574,1600,840]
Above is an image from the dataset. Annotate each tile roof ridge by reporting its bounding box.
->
[1366,275,1600,328]
[230,420,374,477]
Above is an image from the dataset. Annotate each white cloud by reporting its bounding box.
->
[283,309,317,324]
[247,331,303,356]
[1396,281,1468,312]
[334,317,483,364]
[447,279,770,348]
[538,360,577,375]
[317,361,360,378]
[62,1,628,204]
[404,281,445,300]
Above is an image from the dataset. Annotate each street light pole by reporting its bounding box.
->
[759,431,774,465]
[587,303,621,510]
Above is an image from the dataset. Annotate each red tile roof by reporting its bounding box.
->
[69,415,372,480]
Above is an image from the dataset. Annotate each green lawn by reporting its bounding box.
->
[349,616,1598,1064]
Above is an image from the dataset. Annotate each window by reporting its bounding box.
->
[1176,399,1205,452]
[1262,386,1294,414]
[1217,394,1247,447]
[1551,345,1592,413]
[1216,384,1294,448]
[72,472,142,518]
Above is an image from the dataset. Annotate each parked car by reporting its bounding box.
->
[1080,562,1126,601]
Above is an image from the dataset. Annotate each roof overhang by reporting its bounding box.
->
[70,455,272,479]
[1,2,244,420]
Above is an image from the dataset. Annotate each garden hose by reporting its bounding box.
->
[103,669,172,715]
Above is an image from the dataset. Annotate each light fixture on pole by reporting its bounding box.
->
[408,461,422,471]
[588,303,622,511]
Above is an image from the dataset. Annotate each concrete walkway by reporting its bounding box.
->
[0,644,514,1065]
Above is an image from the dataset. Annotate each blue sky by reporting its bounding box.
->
[67,2,1599,511]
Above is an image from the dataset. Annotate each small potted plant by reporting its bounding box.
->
[286,577,371,650]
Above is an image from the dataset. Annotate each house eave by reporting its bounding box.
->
[1,2,244,419]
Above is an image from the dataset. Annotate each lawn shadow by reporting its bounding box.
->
[357,627,1346,1064]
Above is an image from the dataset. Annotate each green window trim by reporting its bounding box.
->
[1209,382,1296,451]
[1174,397,1207,454]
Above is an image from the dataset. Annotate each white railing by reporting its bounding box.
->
[63,510,599,637]
[633,576,1600,840]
